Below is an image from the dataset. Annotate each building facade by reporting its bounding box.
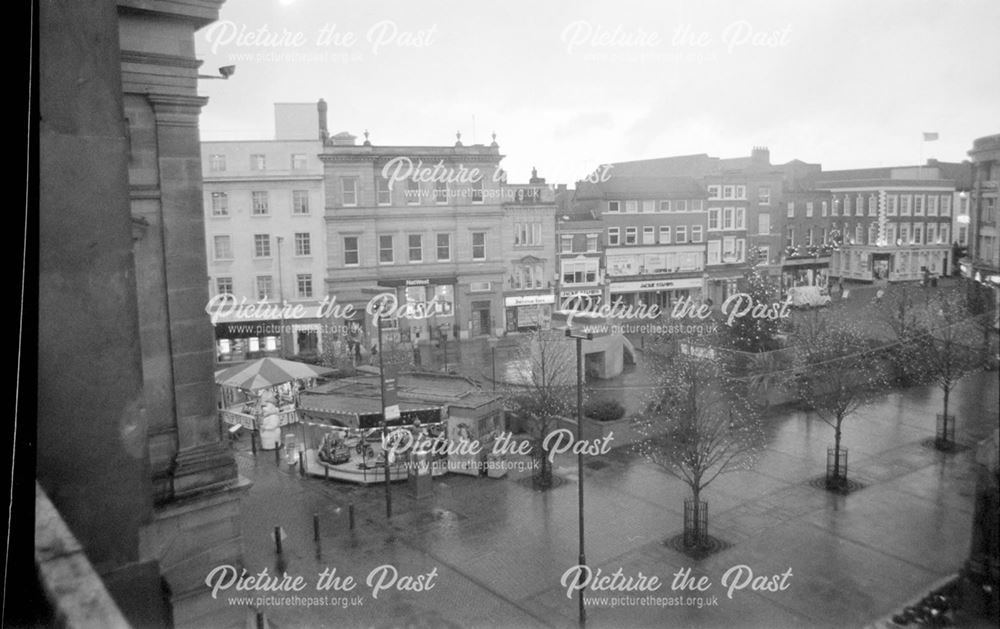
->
[555,193,606,313]
[322,133,506,348]
[500,172,558,331]
[202,103,327,361]
[966,134,1000,325]
[817,166,957,283]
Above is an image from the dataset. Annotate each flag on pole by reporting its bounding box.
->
[923,132,939,141]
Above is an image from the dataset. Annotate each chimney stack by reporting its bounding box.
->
[317,99,328,141]
[751,146,770,166]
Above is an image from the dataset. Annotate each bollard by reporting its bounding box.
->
[251,430,257,455]
[348,503,355,530]
[313,513,320,541]
[299,451,305,477]
[256,610,265,629]
[324,465,329,480]
[274,526,282,555]
[275,444,281,465]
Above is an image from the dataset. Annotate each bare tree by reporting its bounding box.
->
[916,287,985,449]
[879,285,934,385]
[634,350,763,547]
[797,324,885,489]
[503,327,575,489]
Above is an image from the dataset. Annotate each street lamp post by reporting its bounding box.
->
[376,307,392,519]
[276,236,286,358]
[487,336,499,392]
[565,327,592,627]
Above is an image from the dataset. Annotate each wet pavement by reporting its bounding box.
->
[226,369,998,629]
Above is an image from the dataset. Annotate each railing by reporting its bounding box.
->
[35,483,130,628]
[220,407,299,430]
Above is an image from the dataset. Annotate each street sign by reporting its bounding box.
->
[382,364,400,421]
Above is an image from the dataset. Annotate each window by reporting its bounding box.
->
[787,202,795,218]
[209,154,226,172]
[758,212,770,235]
[472,232,486,259]
[642,226,655,244]
[821,227,828,244]
[735,185,746,200]
[940,224,950,244]
[641,200,655,213]
[757,245,770,263]
[856,194,864,216]
[470,281,492,292]
[377,177,392,206]
[832,198,840,217]
[735,207,746,229]
[806,202,814,218]
[562,259,599,285]
[434,180,448,204]
[926,223,938,245]
[607,227,620,246]
[256,276,274,300]
[342,178,358,206]
[291,154,307,170]
[294,232,311,256]
[659,226,671,243]
[941,195,952,216]
[723,185,734,199]
[758,186,770,205]
[914,195,925,216]
[407,179,421,205]
[676,226,688,243]
[515,223,542,247]
[471,179,484,204]
[901,195,912,215]
[855,224,863,244]
[806,227,814,246]
[691,200,703,211]
[213,235,233,260]
[436,233,451,261]
[625,200,638,213]
[707,185,720,199]
[785,226,795,248]
[708,208,720,231]
[296,274,313,298]
[821,201,828,217]
[344,236,359,265]
[253,234,271,258]
[216,277,233,295]
[958,225,967,245]
[608,200,621,213]
[886,223,896,245]
[408,234,422,262]
[722,236,736,260]
[659,200,671,212]
[913,223,924,244]
[691,225,704,242]
[868,195,877,216]
[887,195,898,216]
[843,195,851,215]
[675,200,688,212]
[899,223,909,244]
[252,191,269,215]
[735,238,745,261]
[211,192,229,216]
[723,207,734,230]
[250,154,266,170]
[561,235,574,253]
[927,195,939,216]
[707,240,721,265]
[379,235,394,263]
[292,190,309,214]
[586,235,598,251]
[625,227,637,245]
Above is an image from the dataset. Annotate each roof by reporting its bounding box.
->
[297,394,439,417]
[610,154,718,177]
[575,176,706,199]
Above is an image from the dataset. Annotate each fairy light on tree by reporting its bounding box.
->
[633,347,764,549]
[725,267,781,353]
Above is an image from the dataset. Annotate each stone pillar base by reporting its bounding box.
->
[171,442,240,499]
[140,476,251,629]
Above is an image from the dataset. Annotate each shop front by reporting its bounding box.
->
[558,286,605,313]
[213,318,284,363]
[608,277,703,311]
[833,246,950,283]
[376,276,457,344]
[504,292,555,332]
[780,256,832,291]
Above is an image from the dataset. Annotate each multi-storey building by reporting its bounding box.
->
[576,176,709,309]
[555,189,606,312]
[967,134,1000,320]
[778,188,834,289]
[322,132,505,346]
[202,103,327,361]
[816,165,957,283]
[500,171,558,331]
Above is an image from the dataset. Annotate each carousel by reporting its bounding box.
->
[215,357,336,450]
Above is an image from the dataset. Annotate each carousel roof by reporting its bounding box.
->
[215,358,335,391]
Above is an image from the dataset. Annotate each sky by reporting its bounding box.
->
[195,0,1000,185]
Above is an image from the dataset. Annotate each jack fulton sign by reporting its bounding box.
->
[611,278,703,293]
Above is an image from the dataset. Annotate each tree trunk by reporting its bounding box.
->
[833,417,844,483]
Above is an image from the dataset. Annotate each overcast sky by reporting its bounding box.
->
[196,0,1000,185]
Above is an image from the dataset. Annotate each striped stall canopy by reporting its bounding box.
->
[214,357,336,391]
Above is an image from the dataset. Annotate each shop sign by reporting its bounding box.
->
[610,277,703,293]
[560,287,603,297]
[504,293,556,307]
[382,366,400,421]
[377,276,458,288]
